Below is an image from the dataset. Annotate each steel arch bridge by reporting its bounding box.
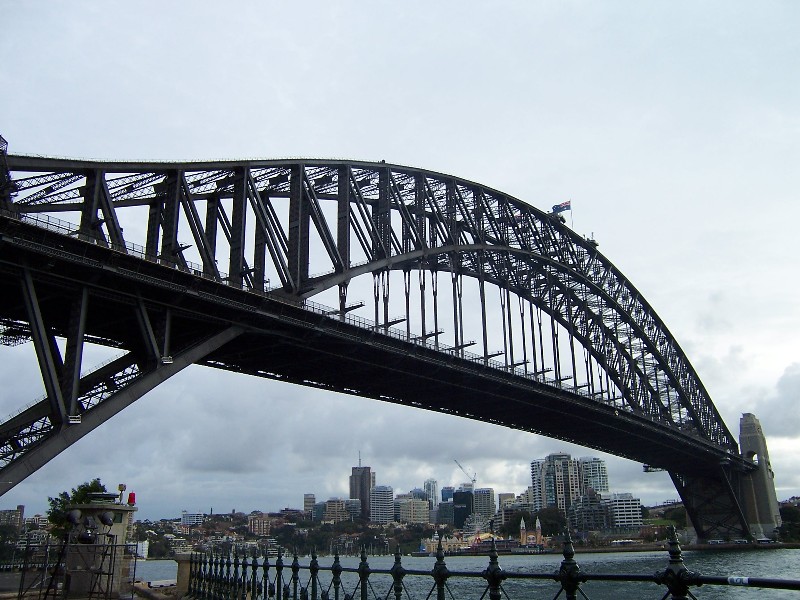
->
[0,138,775,540]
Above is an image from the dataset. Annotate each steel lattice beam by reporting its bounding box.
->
[0,151,753,539]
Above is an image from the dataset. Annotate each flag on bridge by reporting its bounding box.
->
[552,200,571,214]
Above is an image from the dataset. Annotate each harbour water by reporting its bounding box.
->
[134,548,800,599]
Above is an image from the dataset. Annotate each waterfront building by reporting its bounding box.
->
[312,502,326,522]
[579,457,609,493]
[350,464,376,520]
[603,493,643,528]
[441,486,455,502]
[424,479,439,508]
[473,488,496,521]
[453,490,473,529]
[369,485,394,524]
[303,493,316,516]
[181,511,204,526]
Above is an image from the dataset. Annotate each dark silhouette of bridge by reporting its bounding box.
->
[0,136,781,541]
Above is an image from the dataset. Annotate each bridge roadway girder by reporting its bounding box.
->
[0,213,745,485]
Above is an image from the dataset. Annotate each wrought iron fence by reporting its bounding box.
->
[186,529,800,600]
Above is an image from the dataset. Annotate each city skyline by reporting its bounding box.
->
[1,2,798,522]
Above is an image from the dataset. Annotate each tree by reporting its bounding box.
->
[47,478,107,539]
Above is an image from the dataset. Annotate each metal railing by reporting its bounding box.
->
[186,529,800,600]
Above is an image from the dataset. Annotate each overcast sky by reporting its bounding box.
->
[1,1,798,522]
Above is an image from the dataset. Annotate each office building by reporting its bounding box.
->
[350,464,376,520]
[424,479,439,508]
[369,486,394,524]
[304,493,316,516]
[441,486,455,503]
[181,511,204,526]
[324,498,348,523]
[344,499,361,521]
[437,501,454,526]
[453,490,473,529]
[397,499,430,524]
[473,488,496,521]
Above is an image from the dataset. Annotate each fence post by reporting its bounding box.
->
[232,551,240,600]
[240,553,249,600]
[482,538,506,600]
[310,549,319,600]
[331,551,342,600]
[431,538,450,600]
[252,551,263,600]
[275,550,284,600]
[654,525,701,600]
[554,529,585,600]
[292,551,300,600]
[357,546,370,600]
[200,551,209,600]
[389,547,405,600]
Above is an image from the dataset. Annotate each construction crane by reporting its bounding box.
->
[454,459,477,488]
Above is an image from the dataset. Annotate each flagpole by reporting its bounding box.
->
[570,198,574,230]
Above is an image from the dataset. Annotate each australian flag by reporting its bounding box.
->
[552,200,571,214]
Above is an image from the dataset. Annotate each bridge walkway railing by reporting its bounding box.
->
[184,530,800,600]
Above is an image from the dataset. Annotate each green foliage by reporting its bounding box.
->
[663,507,687,529]
[46,478,107,539]
[778,505,800,542]
[536,507,567,536]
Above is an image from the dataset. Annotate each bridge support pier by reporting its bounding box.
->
[738,413,782,539]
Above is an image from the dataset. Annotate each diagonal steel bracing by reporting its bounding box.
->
[0,150,756,539]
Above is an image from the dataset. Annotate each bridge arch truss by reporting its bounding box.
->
[0,150,753,539]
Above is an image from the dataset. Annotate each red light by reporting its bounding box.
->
[127,492,136,505]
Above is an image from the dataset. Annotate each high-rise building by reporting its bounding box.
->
[437,501,454,526]
[453,490,473,529]
[497,493,515,510]
[344,499,361,521]
[441,486,455,502]
[304,493,316,516]
[424,479,439,508]
[324,498,349,523]
[530,453,581,513]
[397,499,430,524]
[473,488,496,521]
[350,464,376,520]
[579,457,609,493]
[369,486,394,524]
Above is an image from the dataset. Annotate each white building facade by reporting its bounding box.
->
[369,486,394,524]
